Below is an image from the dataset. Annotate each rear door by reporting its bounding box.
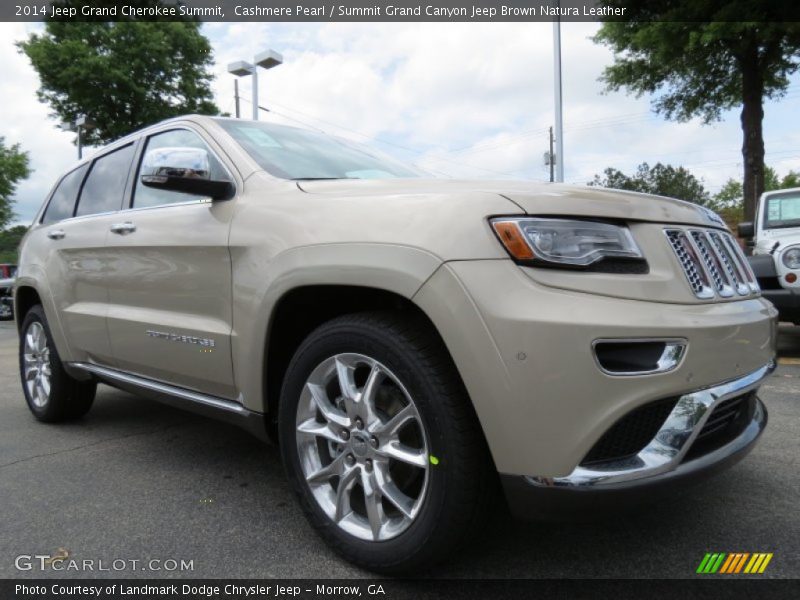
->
[38,143,137,365]
[103,126,237,399]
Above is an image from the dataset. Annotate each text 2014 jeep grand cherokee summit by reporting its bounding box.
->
[16,115,777,572]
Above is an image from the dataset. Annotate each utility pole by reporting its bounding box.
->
[549,126,555,183]
[552,1,564,182]
[234,79,240,118]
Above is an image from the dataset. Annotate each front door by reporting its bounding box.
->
[103,127,237,399]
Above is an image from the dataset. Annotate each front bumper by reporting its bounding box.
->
[501,364,771,519]
[762,288,800,323]
[413,260,777,477]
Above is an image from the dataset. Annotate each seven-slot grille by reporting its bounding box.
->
[664,228,758,299]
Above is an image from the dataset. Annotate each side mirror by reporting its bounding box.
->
[140,147,234,200]
[737,221,755,238]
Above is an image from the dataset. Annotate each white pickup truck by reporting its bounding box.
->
[740,187,800,325]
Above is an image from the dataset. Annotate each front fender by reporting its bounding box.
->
[231,242,442,412]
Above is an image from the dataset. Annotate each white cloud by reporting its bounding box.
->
[0,22,81,225]
[1,20,798,225]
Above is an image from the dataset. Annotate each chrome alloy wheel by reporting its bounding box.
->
[23,321,52,408]
[295,353,430,541]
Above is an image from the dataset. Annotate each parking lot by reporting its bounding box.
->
[0,320,798,579]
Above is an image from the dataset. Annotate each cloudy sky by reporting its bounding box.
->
[2,21,799,225]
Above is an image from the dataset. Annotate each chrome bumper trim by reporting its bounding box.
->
[526,361,775,488]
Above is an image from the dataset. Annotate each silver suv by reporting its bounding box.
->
[15,115,777,572]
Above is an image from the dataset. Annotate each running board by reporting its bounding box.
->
[69,362,269,442]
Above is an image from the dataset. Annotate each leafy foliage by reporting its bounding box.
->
[0,138,31,230]
[589,162,711,205]
[594,1,800,221]
[18,1,219,146]
[0,225,29,264]
[595,10,800,122]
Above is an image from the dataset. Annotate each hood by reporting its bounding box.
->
[297,179,726,229]
[755,227,800,253]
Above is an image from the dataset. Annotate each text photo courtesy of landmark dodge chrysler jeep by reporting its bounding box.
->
[14,115,777,573]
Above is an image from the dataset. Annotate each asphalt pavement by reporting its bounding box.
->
[0,320,798,579]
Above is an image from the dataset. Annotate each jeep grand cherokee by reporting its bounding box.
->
[15,115,777,572]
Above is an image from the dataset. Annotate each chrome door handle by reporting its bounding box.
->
[47,229,65,240]
[110,222,136,235]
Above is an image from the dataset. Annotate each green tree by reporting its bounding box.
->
[764,166,800,191]
[0,138,31,230]
[780,170,800,189]
[18,1,219,146]
[589,162,711,205]
[594,1,800,223]
[0,225,29,264]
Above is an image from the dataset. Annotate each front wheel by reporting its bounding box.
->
[279,312,493,573]
[19,305,96,422]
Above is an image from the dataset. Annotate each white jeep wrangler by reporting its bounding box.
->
[740,187,800,325]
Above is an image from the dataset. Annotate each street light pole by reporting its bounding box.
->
[75,115,88,159]
[61,115,94,160]
[552,1,564,183]
[234,79,240,119]
[228,49,283,121]
[251,68,259,120]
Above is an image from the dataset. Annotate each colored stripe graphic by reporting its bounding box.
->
[698,552,772,574]
[759,554,773,573]
[734,553,750,573]
[697,553,712,574]
[719,554,736,574]
[698,553,727,573]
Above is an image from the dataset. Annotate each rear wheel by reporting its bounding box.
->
[279,311,493,573]
[19,305,96,422]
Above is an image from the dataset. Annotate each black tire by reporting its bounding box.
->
[279,311,494,574]
[19,305,96,422]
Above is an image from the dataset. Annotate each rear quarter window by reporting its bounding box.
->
[42,164,89,224]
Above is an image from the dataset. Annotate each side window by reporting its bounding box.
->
[133,129,227,209]
[75,144,136,218]
[42,164,89,224]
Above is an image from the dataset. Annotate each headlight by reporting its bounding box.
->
[782,247,800,270]
[490,217,644,268]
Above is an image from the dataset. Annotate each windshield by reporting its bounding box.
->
[215,119,422,180]
[764,192,800,230]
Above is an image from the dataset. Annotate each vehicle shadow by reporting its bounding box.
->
[52,384,784,579]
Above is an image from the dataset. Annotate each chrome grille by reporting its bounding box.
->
[707,231,750,295]
[664,228,759,300]
[665,229,714,298]
[689,230,733,297]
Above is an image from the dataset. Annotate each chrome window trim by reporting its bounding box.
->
[116,197,213,216]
